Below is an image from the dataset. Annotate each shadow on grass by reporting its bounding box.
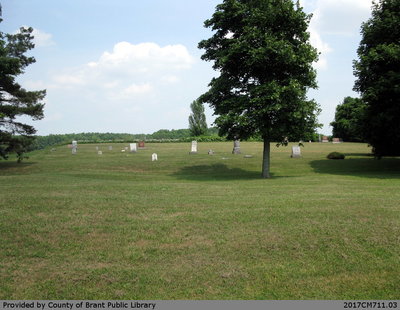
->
[343,152,374,157]
[172,163,290,181]
[0,161,37,172]
[310,157,400,179]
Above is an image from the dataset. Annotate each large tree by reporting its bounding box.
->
[0,15,45,161]
[188,99,208,136]
[198,0,320,178]
[330,97,366,142]
[353,0,400,157]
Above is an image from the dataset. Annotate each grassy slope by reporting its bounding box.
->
[0,142,399,299]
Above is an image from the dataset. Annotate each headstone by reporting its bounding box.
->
[138,141,145,149]
[67,144,73,149]
[152,153,158,161]
[232,140,241,154]
[109,146,113,151]
[124,146,129,151]
[98,151,103,155]
[96,146,99,151]
[189,141,198,154]
[322,136,329,143]
[121,149,125,152]
[71,140,78,154]
[332,138,341,144]
[129,143,137,153]
[244,155,253,158]
[208,149,214,155]
[291,146,301,158]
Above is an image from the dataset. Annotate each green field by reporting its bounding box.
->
[0,142,399,299]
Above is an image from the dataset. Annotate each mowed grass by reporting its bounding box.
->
[0,142,399,299]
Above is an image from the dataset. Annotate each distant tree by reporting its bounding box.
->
[151,129,191,140]
[330,97,366,142]
[198,0,320,178]
[188,99,208,136]
[353,0,400,157]
[0,15,45,161]
[207,126,220,136]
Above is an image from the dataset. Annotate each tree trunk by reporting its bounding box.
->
[262,137,271,178]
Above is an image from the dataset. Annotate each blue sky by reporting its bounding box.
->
[2,0,373,136]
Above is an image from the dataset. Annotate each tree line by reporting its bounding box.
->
[28,128,223,151]
[331,0,400,159]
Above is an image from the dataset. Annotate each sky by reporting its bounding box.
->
[2,0,373,136]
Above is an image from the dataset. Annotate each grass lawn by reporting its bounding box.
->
[0,142,399,299]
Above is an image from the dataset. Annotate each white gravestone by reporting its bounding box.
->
[232,140,241,154]
[98,151,103,155]
[190,141,198,154]
[152,153,158,161]
[291,146,301,158]
[71,140,77,154]
[130,143,137,153]
[108,146,113,151]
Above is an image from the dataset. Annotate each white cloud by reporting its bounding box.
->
[51,42,193,94]
[32,28,55,47]
[305,0,373,70]
[45,41,197,130]
[309,26,332,70]
[53,74,85,86]
[95,41,194,72]
[122,83,152,96]
[161,75,180,84]
[14,27,55,48]
[312,0,373,36]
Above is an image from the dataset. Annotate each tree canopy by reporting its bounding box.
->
[198,0,320,177]
[353,0,400,157]
[0,15,45,161]
[330,97,366,142]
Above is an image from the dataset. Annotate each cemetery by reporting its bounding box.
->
[0,141,399,299]
[1,0,399,302]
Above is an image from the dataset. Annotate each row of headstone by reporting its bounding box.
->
[189,140,242,155]
[71,141,147,155]
[320,136,343,143]
[128,141,145,153]
[71,140,302,159]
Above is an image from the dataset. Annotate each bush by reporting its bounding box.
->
[327,152,345,160]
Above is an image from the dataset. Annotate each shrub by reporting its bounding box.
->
[327,152,345,160]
